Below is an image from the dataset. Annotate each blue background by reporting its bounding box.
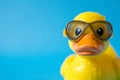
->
[0,0,120,80]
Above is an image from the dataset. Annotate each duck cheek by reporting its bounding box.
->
[72,42,80,51]
[100,41,109,52]
[68,40,76,52]
[98,43,104,53]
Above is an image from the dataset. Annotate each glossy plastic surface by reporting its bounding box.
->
[60,12,120,80]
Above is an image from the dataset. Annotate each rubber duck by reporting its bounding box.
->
[60,12,120,80]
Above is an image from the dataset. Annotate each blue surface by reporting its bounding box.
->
[0,0,120,80]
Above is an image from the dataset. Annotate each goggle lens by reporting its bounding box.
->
[66,21,87,40]
[91,21,112,40]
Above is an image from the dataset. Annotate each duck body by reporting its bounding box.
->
[62,55,116,80]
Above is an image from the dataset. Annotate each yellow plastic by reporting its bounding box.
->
[60,12,120,80]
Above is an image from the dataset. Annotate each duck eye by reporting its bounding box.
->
[96,28,103,36]
[92,21,113,41]
[66,21,87,40]
[75,28,82,36]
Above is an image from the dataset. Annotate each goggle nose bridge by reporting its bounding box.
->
[78,23,95,34]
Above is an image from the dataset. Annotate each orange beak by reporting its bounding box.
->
[73,33,104,56]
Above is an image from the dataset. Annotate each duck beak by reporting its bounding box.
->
[73,33,104,56]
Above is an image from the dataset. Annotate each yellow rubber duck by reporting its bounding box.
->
[60,12,120,80]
